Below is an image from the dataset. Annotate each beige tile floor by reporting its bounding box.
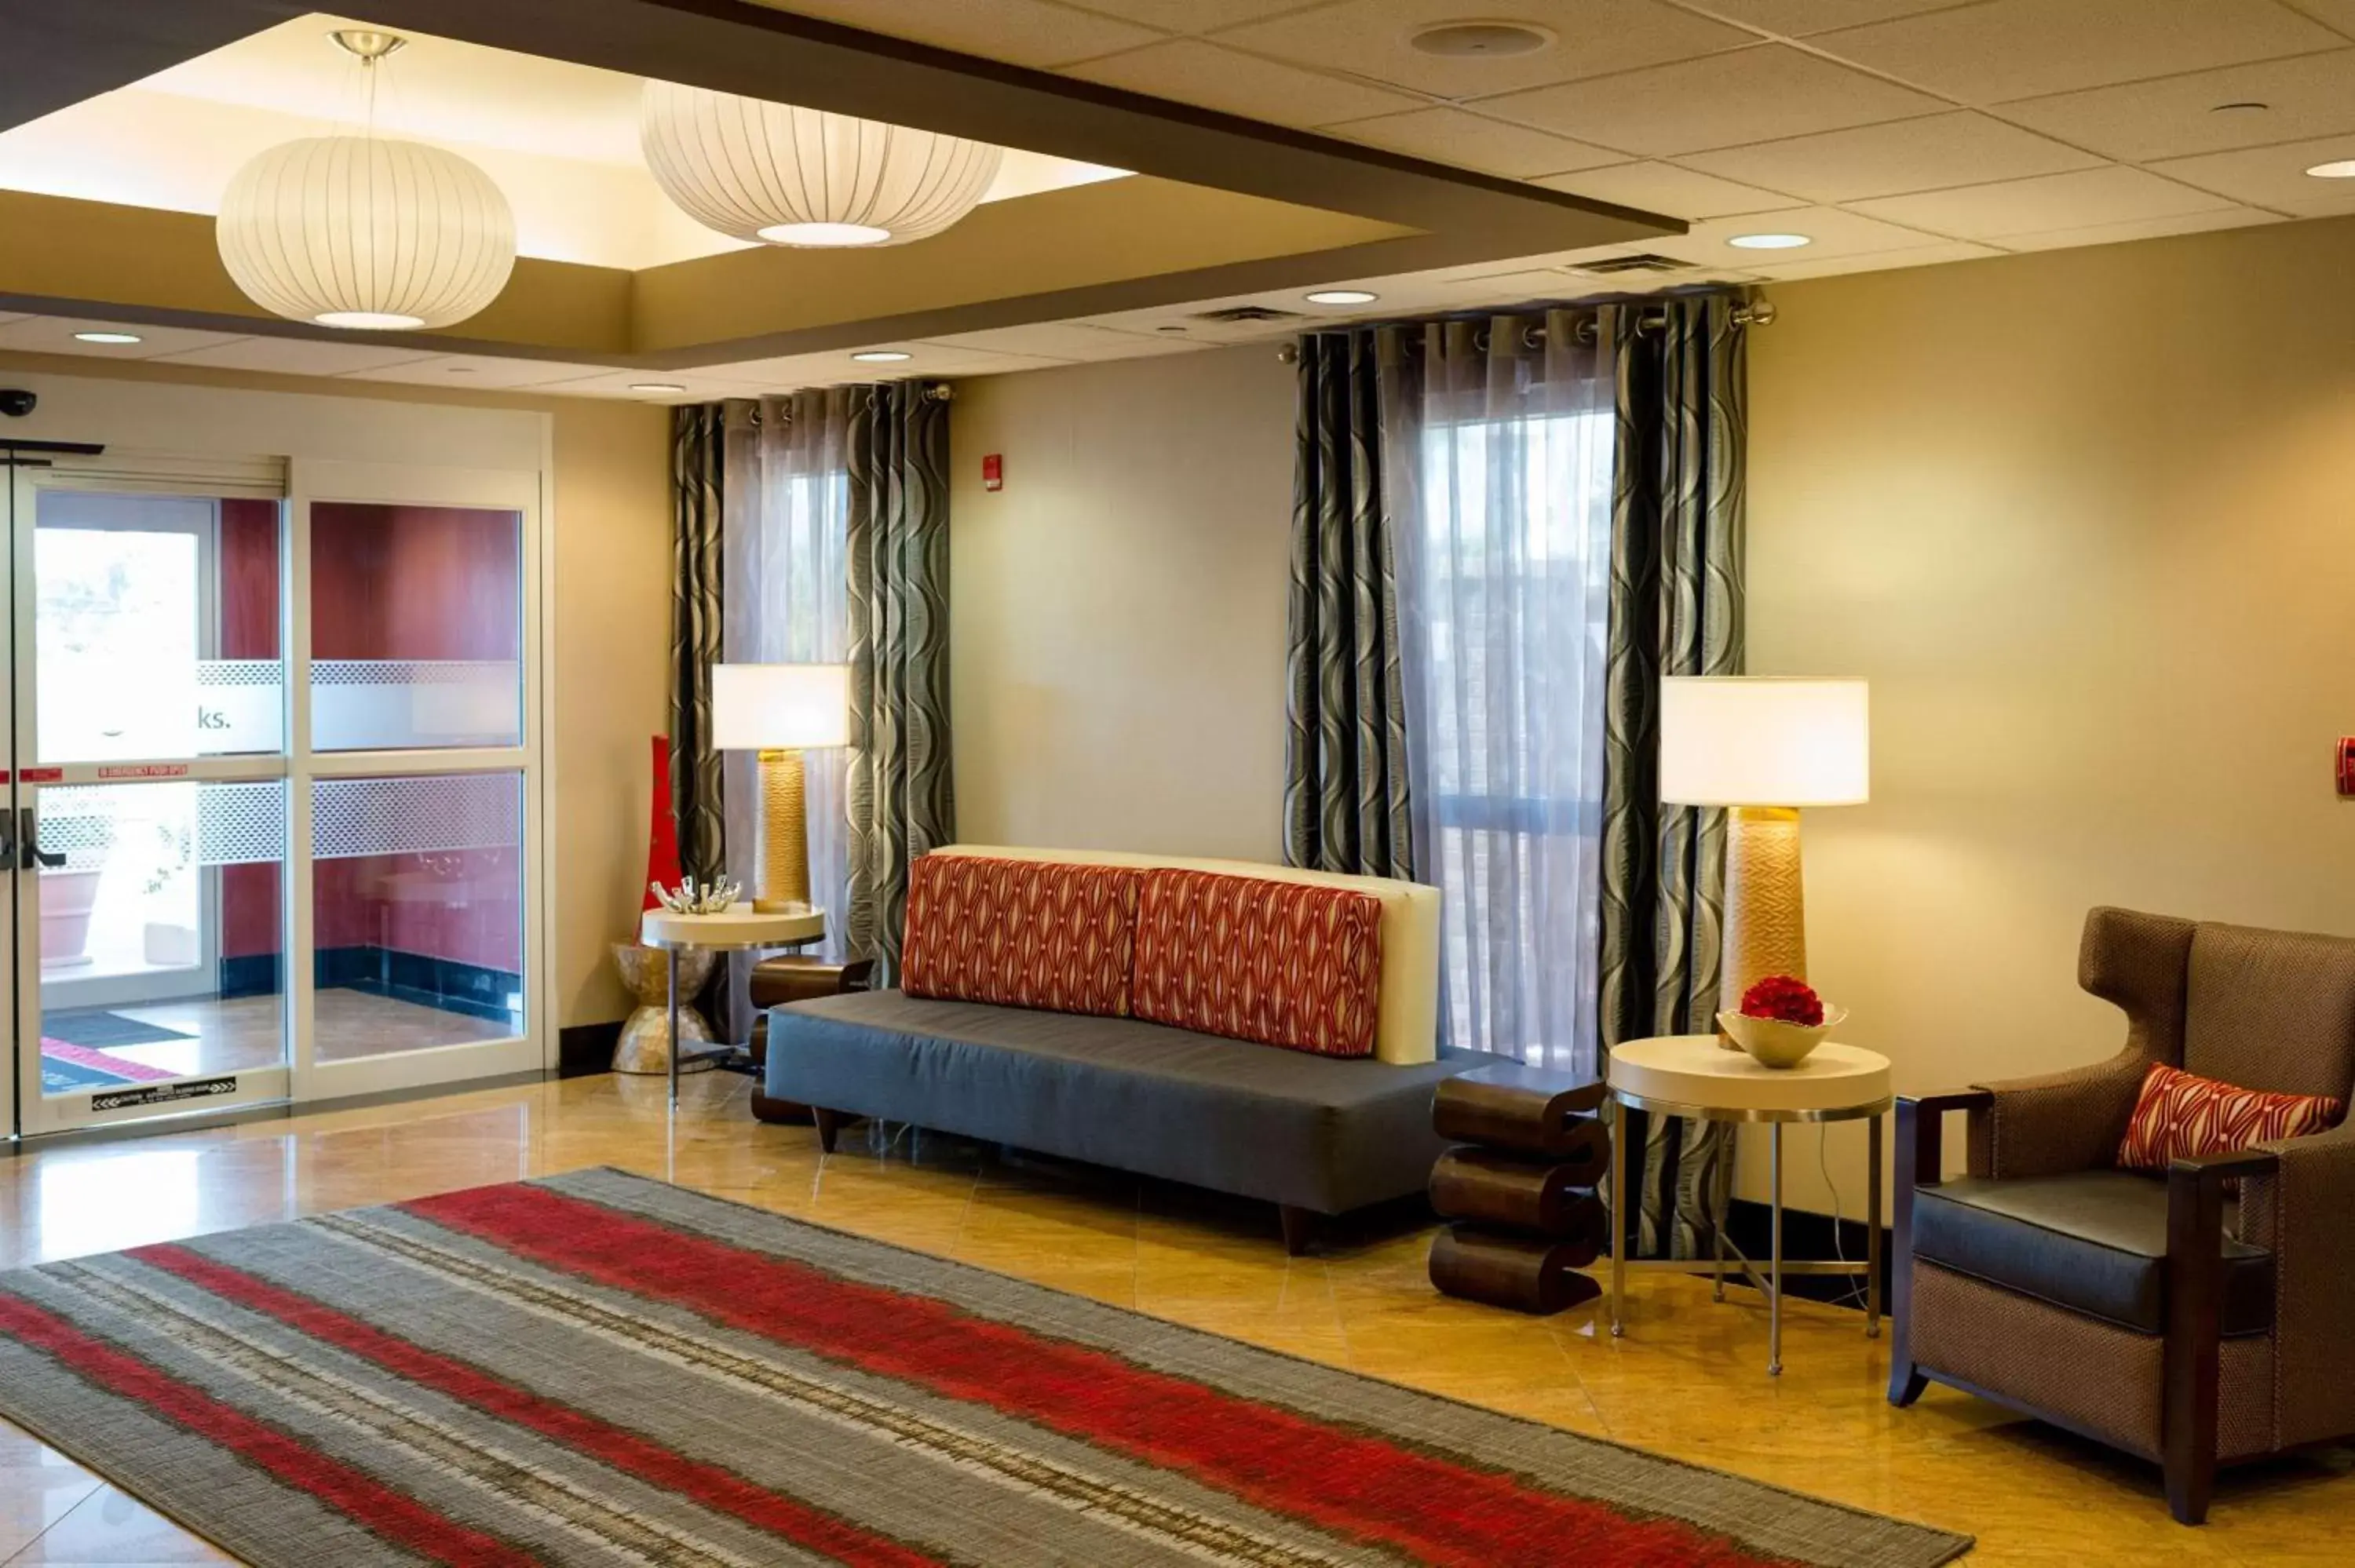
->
[0,1070,2348,1565]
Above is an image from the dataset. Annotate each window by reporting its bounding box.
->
[1407,399,1614,1070]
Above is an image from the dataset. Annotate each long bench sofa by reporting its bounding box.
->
[763,844,1506,1251]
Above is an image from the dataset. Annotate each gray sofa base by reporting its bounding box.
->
[764,990,1507,1223]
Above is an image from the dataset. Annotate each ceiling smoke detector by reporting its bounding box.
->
[1408,21,1554,58]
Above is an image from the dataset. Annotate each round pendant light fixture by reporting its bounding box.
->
[641,80,1003,248]
[215,31,516,331]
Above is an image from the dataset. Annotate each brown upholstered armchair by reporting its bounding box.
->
[1889,906,2355,1524]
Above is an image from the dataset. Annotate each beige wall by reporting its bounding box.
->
[950,345,1296,862]
[1748,214,2355,1213]
[0,351,670,1030]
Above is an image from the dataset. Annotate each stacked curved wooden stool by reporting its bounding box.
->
[1427,1064,1612,1315]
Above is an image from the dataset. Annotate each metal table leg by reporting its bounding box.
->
[1769,1121,1784,1377]
[1868,1109,1884,1339]
[666,946,681,1110]
[1609,1099,1627,1338]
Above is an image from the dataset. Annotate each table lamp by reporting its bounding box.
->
[1659,676,1869,1030]
[711,662,851,913]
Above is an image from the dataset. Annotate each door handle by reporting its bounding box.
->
[19,807,63,871]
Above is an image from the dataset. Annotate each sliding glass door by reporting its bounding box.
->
[3,453,544,1138]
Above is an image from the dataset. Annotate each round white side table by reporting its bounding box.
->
[640,906,826,1107]
[1607,1034,1893,1376]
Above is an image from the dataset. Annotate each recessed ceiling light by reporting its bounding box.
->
[851,350,913,363]
[1727,232,1812,250]
[1305,290,1378,305]
[1408,22,1554,57]
[2306,159,2355,178]
[73,330,143,345]
[630,382,687,394]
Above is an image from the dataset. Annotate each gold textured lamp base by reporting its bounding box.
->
[754,746,812,913]
[1720,805,1807,1047]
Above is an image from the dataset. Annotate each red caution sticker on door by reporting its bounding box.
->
[97,764,189,780]
[17,768,62,784]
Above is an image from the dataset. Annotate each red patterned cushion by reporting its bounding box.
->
[2117,1062,2343,1173]
[900,855,1140,1017]
[1130,870,1383,1057]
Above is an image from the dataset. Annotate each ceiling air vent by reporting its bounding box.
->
[1570,253,1696,275]
[1192,304,1305,323]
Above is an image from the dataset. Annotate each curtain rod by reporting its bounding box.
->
[1272,297,1776,363]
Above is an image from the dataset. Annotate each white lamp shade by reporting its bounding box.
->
[640,81,1002,248]
[216,136,516,330]
[1659,677,1869,807]
[711,664,850,751]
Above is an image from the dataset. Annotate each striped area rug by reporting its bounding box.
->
[0,1169,1970,1567]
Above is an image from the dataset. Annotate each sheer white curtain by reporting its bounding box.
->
[1389,313,1615,1075]
[721,393,855,975]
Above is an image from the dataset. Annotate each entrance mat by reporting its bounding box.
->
[0,1168,1972,1567]
[38,1039,179,1094]
[42,1011,195,1049]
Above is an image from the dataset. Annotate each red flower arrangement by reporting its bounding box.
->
[1740,975,1825,1028]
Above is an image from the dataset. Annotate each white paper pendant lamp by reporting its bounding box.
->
[217,135,517,330]
[214,30,515,331]
[641,80,1002,248]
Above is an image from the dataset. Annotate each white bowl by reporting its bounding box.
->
[1717,1006,1849,1070]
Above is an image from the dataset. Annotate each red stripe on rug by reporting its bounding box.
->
[0,1291,534,1568]
[131,1244,947,1568]
[407,1182,1792,1568]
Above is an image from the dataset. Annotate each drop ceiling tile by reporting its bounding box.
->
[1424,268,1594,304]
[148,337,444,376]
[920,323,1202,358]
[1535,161,1794,218]
[694,352,874,389]
[523,370,772,402]
[1849,166,2239,239]
[2281,0,2355,38]
[2147,133,2355,211]
[1674,1,1981,36]
[1061,39,1422,126]
[1997,49,2355,162]
[1681,112,2101,202]
[1995,206,2279,250]
[1071,0,1326,30]
[1739,239,1999,277]
[762,0,1163,68]
[0,317,245,359]
[1648,203,1952,262]
[345,355,621,389]
[1220,0,1751,100]
[1324,108,1621,177]
[1817,0,2344,105]
[1475,45,1945,156]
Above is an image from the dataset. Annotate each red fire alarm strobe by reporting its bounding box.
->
[2339,737,2355,798]
[982,453,1003,492]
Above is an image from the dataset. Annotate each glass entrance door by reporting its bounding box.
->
[5,454,546,1139]
[9,466,291,1136]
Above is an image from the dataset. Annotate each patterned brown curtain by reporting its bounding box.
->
[669,404,728,885]
[1283,331,1413,877]
[845,382,955,979]
[1598,293,1748,1259]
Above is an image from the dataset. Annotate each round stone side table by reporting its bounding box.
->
[1607,1034,1893,1377]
